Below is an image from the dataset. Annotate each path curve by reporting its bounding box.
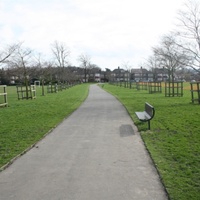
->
[0,84,168,200]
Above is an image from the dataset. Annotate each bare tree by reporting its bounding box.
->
[34,52,43,68]
[153,34,189,81]
[10,44,34,99]
[87,63,101,82]
[175,0,200,71]
[42,61,56,83]
[145,55,160,81]
[51,41,70,68]
[78,54,91,82]
[0,43,20,64]
[51,40,70,82]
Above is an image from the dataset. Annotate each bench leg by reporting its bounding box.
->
[148,121,150,130]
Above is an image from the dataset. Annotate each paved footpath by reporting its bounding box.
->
[0,85,168,200]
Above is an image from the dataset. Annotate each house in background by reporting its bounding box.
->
[109,67,172,82]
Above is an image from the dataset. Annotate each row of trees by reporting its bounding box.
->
[145,0,200,82]
[0,40,100,85]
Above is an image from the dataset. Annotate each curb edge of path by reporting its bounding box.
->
[0,85,91,172]
[100,85,170,200]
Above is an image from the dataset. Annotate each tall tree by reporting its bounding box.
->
[153,34,189,81]
[175,0,200,71]
[78,54,91,82]
[10,44,33,99]
[51,41,70,82]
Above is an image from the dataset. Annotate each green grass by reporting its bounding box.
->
[0,84,89,169]
[102,83,200,200]
[1,82,199,199]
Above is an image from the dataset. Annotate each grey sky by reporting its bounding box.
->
[0,0,185,70]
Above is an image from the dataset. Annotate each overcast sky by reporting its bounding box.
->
[0,0,186,70]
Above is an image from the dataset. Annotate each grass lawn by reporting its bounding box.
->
[0,83,89,170]
[102,82,200,200]
[0,82,199,199]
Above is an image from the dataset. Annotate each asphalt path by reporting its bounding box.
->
[0,84,168,200]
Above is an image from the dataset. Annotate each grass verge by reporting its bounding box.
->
[102,83,200,200]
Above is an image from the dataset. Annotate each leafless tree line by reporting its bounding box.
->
[145,0,200,81]
[0,40,100,85]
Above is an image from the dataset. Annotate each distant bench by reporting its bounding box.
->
[135,102,155,130]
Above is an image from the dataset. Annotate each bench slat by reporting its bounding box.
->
[135,111,151,121]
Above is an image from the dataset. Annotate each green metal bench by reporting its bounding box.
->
[135,102,155,130]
